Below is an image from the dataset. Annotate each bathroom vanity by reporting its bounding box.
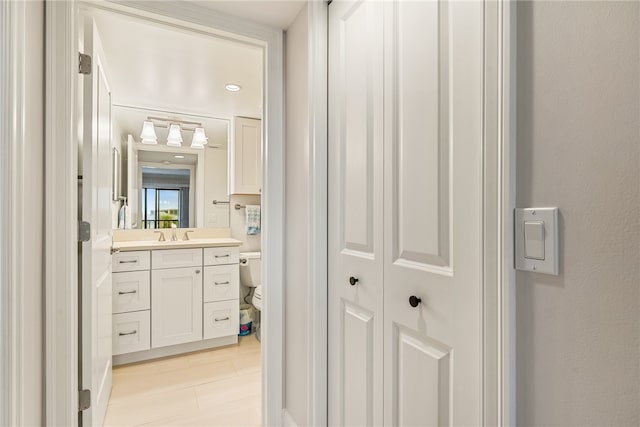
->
[110,229,242,365]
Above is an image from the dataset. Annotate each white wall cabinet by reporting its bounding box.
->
[229,117,262,195]
[151,267,203,348]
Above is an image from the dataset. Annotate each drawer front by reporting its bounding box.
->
[203,300,239,340]
[203,265,240,303]
[112,251,151,272]
[113,271,150,314]
[113,311,150,355]
[204,246,239,266]
[152,248,203,270]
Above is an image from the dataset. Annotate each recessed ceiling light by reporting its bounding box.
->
[162,160,171,165]
[225,83,241,92]
[174,155,185,159]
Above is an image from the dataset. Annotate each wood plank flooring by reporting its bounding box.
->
[105,335,262,426]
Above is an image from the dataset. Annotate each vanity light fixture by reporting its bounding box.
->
[225,83,241,92]
[140,121,158,144]
[190,127,208,149]
[166,124,183,147]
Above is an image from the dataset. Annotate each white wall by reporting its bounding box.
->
[204,148,230,228]
[516,2,640,425]
[283,4,309,425]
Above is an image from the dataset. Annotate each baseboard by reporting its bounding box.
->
[282,409,299,427]
[113,335,238,365]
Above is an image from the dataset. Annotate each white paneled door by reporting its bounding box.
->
[329,0,485,425]
[80,17,114,427]
[328,0,384,425]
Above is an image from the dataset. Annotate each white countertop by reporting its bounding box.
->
[113,237,242,252]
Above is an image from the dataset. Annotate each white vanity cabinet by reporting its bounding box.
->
[229,117,262,195]
[111,244,240,363]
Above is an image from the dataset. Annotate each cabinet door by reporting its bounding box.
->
[229,117,262,195]
[152,267,203,348]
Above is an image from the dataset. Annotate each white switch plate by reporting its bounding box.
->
[515,207,559,275]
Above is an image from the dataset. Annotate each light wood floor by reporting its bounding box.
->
[105,335,262,426]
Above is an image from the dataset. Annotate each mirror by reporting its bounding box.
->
[112,105,230,229]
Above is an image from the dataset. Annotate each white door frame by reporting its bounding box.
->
[44,1,284,425]
[306,0,517,425]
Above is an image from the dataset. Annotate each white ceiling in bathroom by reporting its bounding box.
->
[94,10,263,120]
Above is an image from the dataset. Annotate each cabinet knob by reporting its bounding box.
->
[409,295,422,308]
[195,269,201,274]
[349,276,359,286]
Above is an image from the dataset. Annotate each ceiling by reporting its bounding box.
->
[94,10,263,119]
[191,0,307,30]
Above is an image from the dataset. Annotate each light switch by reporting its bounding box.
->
[524,221,545,260]
[515,207,559,275]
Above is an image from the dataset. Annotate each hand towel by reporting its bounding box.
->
[246,205,261,235]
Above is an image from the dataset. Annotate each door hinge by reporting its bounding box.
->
[78,53,92,75]
[78,221,91,242]
[79,389,91,411]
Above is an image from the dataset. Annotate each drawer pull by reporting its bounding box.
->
[119,260,138,264]
[118,330,137,336]
[118,290,137,295]
[214,317,230,322]
[214,281,230,286]
[214,254,230,258]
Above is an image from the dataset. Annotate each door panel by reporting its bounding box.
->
[392,0,450,270]
[383,0,483,425]
[342,303,374,426]
[393,326,451,427]
[81,16,113,427]
[328,0,384,425]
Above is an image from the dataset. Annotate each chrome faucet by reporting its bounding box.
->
[171,223,178,241]
[154,230,166,242]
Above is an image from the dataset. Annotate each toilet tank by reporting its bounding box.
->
[239,252,261,287]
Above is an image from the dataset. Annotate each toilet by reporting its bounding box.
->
[239,252,261,340]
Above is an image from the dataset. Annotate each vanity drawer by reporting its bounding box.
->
[113,271,150,314]
[203,300,239,340]
[113,310,150,355]
[204,247,239,266]
[112,251,150,272]
[152,248,203,270]
[203,265,240,303]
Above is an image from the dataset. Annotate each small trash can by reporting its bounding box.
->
[239,304,254,336]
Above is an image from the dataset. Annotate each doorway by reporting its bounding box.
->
[45,2,285,426]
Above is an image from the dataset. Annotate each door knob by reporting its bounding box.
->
[409,295,422,307]
[349,276,359,286]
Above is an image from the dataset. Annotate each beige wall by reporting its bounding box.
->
[516,1,639,425]
[283,4,309,425]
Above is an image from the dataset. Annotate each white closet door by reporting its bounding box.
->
[328,0,384,425]
[382,1,484,426]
